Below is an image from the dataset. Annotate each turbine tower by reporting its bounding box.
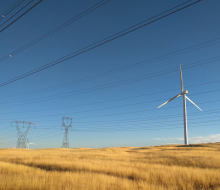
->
[61,117,72,148]
[27,140,37,149]
[12,120,35,148]
[157,65,202,145]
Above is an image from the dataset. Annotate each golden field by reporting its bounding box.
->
[0,143,220,190]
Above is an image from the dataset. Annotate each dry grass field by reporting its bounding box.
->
[0,143,220,190]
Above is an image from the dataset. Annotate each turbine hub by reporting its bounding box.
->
[182,90,188,95]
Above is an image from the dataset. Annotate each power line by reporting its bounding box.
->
[0,126,60,140]
[1,79,218,113]
[0,72,219,111]
[1,106,219,129]
[2,122,219,148]
[0,0,202,87]
[1,94,220,120]
[0,56,218,108]
[0,0,25,20]
[1,93,219,122]
[0,142,16,145]
[0,0,43,33]
[0,129,15,136]
[1,111,219,141]
[1,128,61,141]
[34,96,220,120]
[71,124,220,133]
[59,110,220,126]
[18,121,220,134]
[2,122,218,149]
[1,109,219,131]
[29,130,61,140]
[13,118,220,141]
[0,114,214,138]
[0,109,220,130]
[71,120,220,132]
[0,0,110,62]
[0,0,34,28]
[29,132,62,141]
[35,115,220,130]
[35,115,220,133]
[1,37,219,101]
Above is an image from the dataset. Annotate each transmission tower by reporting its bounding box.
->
[11,120,35,148]
[61,117,72,148]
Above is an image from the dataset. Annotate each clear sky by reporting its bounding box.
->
[0,0,220,149]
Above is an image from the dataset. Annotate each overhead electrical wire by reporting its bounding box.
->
[0,68,219,108]
[1,111,219,146]
[0,129,61,141]
[25,97,220,121]
[57,111,220,126]
[3,121,220,142]
[71,120,220,131]
[29,132,62,141]
[0,0,110,63]
[0,0,191,62]
[1,37,219,102]
[2,116,219,141]
[0,142,16,145]
[34,124,220,140]
[27,130,62,139]
[3,120,220,144]
[0,0,202,87]
[71,119,220,131]
[71,123,220,132]
[1,112,219,143]
[1,94,220,122]
[30,109,220,124]
[2,121,219,149]
[0,46,219,104]
[0,0,25,20]
[0,0,34,28]
[0,0,43,33]
[1,109,220,130]
[1,110,219,146]
[2,109,219,130]
[1,109,219,133]
[35,115,220,129]
[0,126,61,140]
[1,93,219,122]
[0,57,218,108]
[0,0,219,147]
[0,121,208,142]
[1,79,219,114]
[1,122,213,147]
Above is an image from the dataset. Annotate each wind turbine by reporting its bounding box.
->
[27,141,37,149]
[157,64,202,145]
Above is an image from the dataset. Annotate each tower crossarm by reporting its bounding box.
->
[61,117,72,148]
[11,120,35,148]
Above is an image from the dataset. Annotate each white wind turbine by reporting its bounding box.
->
[27,142,37,149]
[157,64,202,145]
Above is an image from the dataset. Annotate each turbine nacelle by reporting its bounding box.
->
[157,64,202,145]
[181,90,188,95]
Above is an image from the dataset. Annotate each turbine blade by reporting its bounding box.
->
[158,94,181,108]
[185,95,202,111]
[180,64,184,92]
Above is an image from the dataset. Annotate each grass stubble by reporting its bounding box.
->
[0,143,220,190]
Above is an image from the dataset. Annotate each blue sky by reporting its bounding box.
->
[0,0,220,149]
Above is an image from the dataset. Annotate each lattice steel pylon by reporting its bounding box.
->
[61,117,72,148]
[11,120,35,148]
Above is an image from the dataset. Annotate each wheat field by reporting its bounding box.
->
[0,143,220,190]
